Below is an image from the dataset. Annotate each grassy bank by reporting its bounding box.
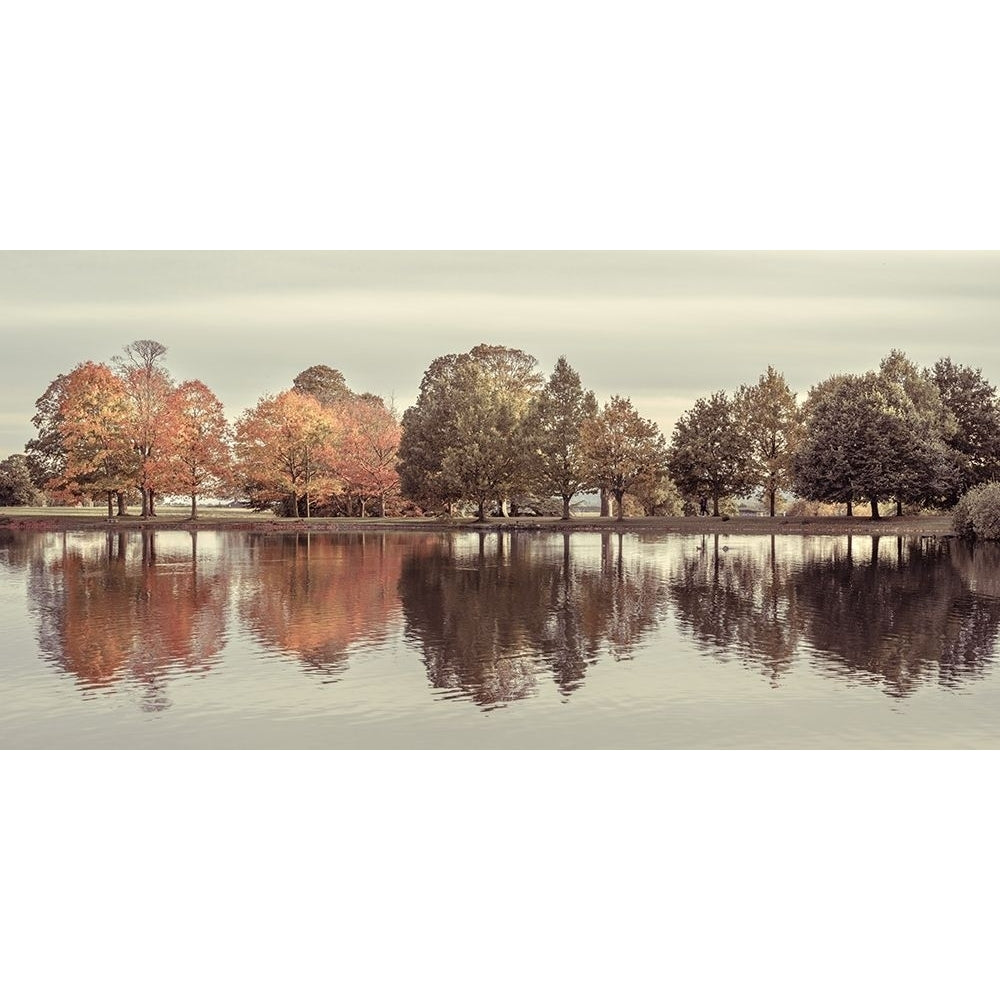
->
[0,506,955,536]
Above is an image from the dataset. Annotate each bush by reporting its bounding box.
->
[953,482,1000,540]
[0,454,44,507]
[952,488,978,538]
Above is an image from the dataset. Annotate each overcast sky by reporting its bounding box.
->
[3,250,1000,458]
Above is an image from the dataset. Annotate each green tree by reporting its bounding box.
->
[793,368,948,520]
[580,396,667,521]
[397,345,542,520]
[437,357,535,521]
[25,372,71,493]
[877,350,957,513]
[397,354,465,514]
[732,366,802,517]
[292,365,353,407]
[0,454,44,506]
[928,357,1000,505]
[668,391,751,516]
[792,374,860,515]
[629,466,682,516]
[529,356,598,519]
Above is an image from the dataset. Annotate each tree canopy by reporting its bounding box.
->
[668,391,751,516]
[528,356,598,519]
[0,454,44,506]
[733,367,802,516]
[580,396,666,521]
[398,345,543,520]
[18,338,1000,522]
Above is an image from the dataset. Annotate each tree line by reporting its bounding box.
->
[3,340,1000,520]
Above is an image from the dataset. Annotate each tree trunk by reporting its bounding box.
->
[116,491,126,516]
[190,492,197,519]
[769,490,776,517]
[477,497,487,522]
[846,498,853,517]
[600,488,610,517]
[147,487,156,517]
[107,491,113,518]
[870,494,881,520]
[562,496,571,520]
[712,494,720,517]
[896,499,903,517]
[360,498,367,517]
[615,490,625,521]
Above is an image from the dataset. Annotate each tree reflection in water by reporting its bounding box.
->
[237,532,406,679]
[398,531,669,707]
[667,533,1000,698]
[11,527,1000,717]
[24,530,228,712]
[794,536,1000,696]
[668,533,804,685]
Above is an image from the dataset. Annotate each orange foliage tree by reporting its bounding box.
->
[234,390,339,516]
[151,380,233,518]
[114,340,174,517]
[335,396,402,516]
[53,362,137,516]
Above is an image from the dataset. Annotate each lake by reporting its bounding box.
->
[2,527,999,748]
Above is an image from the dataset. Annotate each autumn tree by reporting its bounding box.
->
[928,357,1000,505]
[668,391,752,516]
[580,395,667,521]
[54,362,136,516]
[234,390,338,517]
[732,366,802,516]
[152,380,232,518]
[398,345,543,520]
[113,339,174,517]
[528,356,598,519]
[336,395,402,517]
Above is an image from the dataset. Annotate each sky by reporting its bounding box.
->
[2,250,1000,458]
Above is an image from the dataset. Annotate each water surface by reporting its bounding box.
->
[2,528,999,748]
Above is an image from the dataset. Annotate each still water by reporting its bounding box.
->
[2,528,999,748]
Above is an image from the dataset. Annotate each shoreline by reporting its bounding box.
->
[0,511,956,537]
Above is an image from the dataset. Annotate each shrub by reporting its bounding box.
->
[971,483,1000,541]
[953,482,1000,540]
[952,488,978,538]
